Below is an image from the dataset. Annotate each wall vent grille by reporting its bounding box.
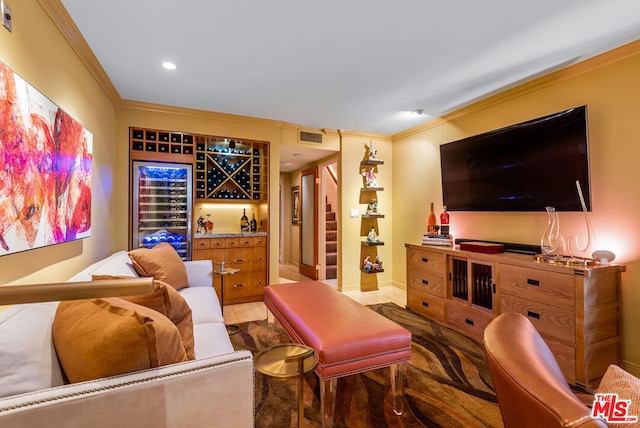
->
[300,131,323,144]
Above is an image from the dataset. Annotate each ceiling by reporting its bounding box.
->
[60,1,640,170]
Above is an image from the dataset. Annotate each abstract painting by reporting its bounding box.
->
[0,61,92,256]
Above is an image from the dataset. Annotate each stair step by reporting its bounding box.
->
[326,221,337,231]
[326,204,332,212]
[326,266,337,279]
[326,242,337,253]
[326,231,337,242]
[326,212,336,222]
[326,253,337,265]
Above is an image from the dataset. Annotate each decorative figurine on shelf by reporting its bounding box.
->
[374,256,383,271]
[367,199,378,215]
[361,167,378,188]
[367,226,380,243]
[196,215,205,234]
[204,214,214,233]
[363,255,372,271]
[365,140,378,160]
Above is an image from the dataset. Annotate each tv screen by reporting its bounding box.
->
[440,106,590,212]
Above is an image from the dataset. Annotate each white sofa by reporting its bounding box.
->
[0,250,254,427]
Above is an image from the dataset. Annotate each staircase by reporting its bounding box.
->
[325,203,337,279]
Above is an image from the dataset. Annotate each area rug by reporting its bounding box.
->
[230,302,504,428]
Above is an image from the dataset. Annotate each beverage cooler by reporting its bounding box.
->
[132,161,193,260]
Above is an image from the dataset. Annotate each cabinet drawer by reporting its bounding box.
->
[500,294,575,347]
[225,248,253,271]
[226,237,254,248]
[254,236,267,247]
[193,248,225,264]
[407,288,445,322]
[446,301,493,340]
[253,246,267,272]
[222,271,253,300]
[407,248,446,276]
[500,264,574,311]
[408,271,444,298]
[209,238,225,249]
[193,238,210,250]
[252,271,267,296]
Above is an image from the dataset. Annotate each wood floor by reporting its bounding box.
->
[222,263,407,325]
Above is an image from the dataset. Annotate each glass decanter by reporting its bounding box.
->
[540,206,565,259]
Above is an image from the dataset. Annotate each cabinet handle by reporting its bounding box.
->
[527,279,540,286]
[234,283,246,288]
[422,301,429,308]
[422,279,429,285]
[527,311,540,320]
[234,259,245,263]
[492,283,496,293]
[243,241,250,245]
[256,258,264,261]
[465,318,474,326]
[421,257,429,263]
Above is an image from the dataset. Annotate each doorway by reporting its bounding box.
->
[279,155,339,283]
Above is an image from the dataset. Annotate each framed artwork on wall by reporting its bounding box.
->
[292,186,300,224]
[0,60,93,256]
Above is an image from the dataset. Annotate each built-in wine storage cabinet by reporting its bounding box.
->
[194,137,268,202]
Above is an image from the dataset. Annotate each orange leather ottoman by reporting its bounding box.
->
[264,281,412,427]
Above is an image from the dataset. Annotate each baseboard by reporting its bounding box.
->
[622,360,640,378]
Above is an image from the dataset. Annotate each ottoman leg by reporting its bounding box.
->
[390,362,407,415]
[320,378,337,428]
[266,307,277,340]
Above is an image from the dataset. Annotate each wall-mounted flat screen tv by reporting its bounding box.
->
[440,106,590,212]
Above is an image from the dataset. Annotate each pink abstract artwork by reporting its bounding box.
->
[0,61,92,256]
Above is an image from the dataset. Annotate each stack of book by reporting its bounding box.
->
[421,234,453,246]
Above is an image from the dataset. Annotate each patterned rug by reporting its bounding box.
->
[230,302,504,428]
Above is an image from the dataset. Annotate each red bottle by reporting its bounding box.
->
[440,205,450,236]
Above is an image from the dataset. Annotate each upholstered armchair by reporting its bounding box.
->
[483,312,606,428]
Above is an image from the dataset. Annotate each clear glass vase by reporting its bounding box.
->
[540,206,565,259]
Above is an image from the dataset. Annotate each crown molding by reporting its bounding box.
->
[337,129,392,141]
[119,99,289,128]
[392,38,640,141]
[39,0,121,106]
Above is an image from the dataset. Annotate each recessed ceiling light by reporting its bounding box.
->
[162,61,177,70]
[412,108,425,116]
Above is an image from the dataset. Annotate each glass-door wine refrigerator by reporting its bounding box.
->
[131,161,193,260]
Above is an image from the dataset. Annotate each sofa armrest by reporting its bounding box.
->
[184,259,213,288]
[0,350,254,428]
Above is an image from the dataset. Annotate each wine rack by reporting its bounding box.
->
[130,128,194,155]
[195,136,268,201]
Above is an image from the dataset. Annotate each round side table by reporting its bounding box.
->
[255,343,319,427]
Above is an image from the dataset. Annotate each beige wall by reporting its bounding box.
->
[0,1,118,286]
[391,42,640,370]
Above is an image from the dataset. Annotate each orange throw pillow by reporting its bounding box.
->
[128,242,189,290]
[53,298,188,383]
[92,275,195,360]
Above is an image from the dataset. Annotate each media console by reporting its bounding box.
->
[405,242,625,391]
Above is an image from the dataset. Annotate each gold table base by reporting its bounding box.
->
[255,343,319,427]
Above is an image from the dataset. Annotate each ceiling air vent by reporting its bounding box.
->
[299,131,323,144]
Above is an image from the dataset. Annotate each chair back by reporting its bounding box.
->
[483,312,606,427]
